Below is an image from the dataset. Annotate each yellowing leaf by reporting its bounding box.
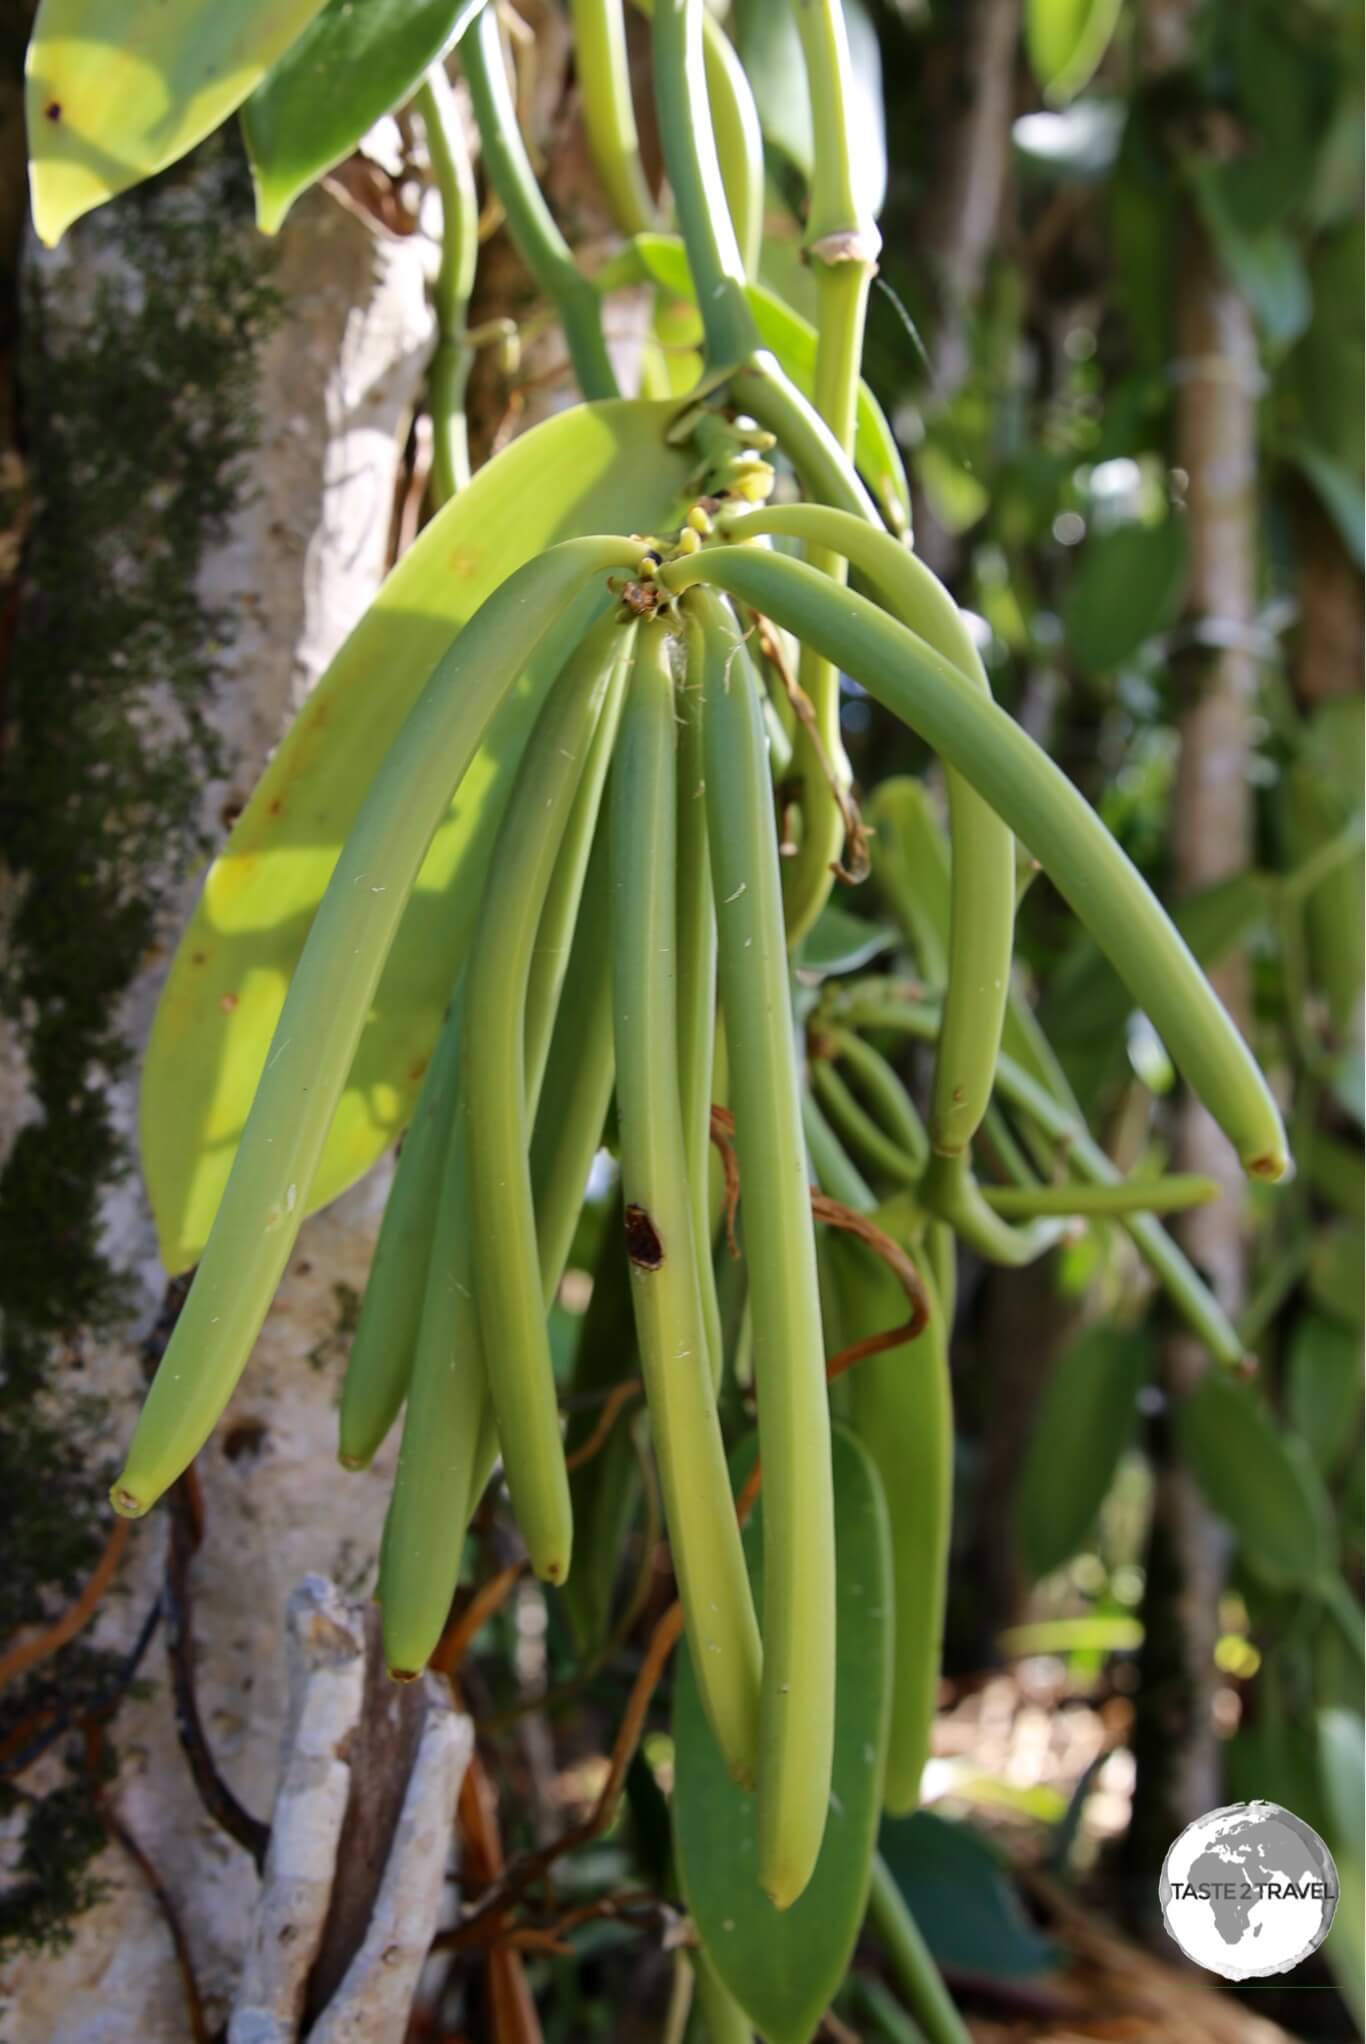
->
[26,0,332,246]
[141,398,693,1273]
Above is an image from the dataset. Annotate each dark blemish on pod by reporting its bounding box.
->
[44,101,61,122]
[624,1203,664,1270]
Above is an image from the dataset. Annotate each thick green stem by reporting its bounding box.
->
[650,0,758,366]
[461,3,620,399]
[920,1148,1069,1268]
[779,0,882,940]
[417,65,478,502]
[699,12,764,276]
[572,0,656,235]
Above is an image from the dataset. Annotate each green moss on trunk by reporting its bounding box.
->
[0,139,278,1960]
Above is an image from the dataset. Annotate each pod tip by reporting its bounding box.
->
[110,1483,150,1520]
[1247,1148,1292,1184]
[338,1452,369,1472]
[760,1870,807,1913]
[387,1665,423,1685]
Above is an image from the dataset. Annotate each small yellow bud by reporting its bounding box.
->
[676,525,702,555]
[734,467,775,503]
[687,503,713,535]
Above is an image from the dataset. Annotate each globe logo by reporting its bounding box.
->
[1159,1800,1339,1980]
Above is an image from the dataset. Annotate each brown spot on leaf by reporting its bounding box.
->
[624,1204,664,1270]
[219,991,239,1012]
[44,101,61,122]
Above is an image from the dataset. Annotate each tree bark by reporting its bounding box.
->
[1122,212,1259,1911]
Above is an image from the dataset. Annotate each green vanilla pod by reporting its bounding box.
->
[528,821,618,1290]
[338,980,466,1469]
[824,1024,928,1167]
[113,536,640,1520]
[717,503,1012,1154]
[693,587,836,1907]
[379,1077,492,1679]
[827,985,1247,1367]
[611,616,763,1784]
[662,538,1290,1185]
[384,629,634,1671]
[678,622,725,1390]
[465,611,637,1582]
[811,1057,920,1191]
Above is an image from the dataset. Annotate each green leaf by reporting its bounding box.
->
[731,0,885,217]
[1061,515,1188,676]
[621,234,911,534]
[1278,222,1365,483]
[799,902,897,979]
[1178,1374,1335,1591]
[1025,0,1125,107]
[732,0,811,179]
[1289,1315,1364,1475]
[243,0,485,234]
[1014,1325,1149,1582]
[25,0,331,246]
[877,1811,1058,1979]
[674,1428,893,2044]
[141,398,693,1274]
[1190,165,1312,349]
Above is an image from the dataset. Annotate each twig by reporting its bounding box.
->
[0,1591,162,1783]
[565,1378,642,1472]
[756,617,870,884]
[809,1192,933,1345]
[0,1517,131,1693]
[477,1424,663,1733]
[431,1564,528,1683]
[735,1199,931,1527]
[708,1102,741,1256]
[165,1469,271,1870]
[436,1599,686,1949]
[457,1751,545,2044]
